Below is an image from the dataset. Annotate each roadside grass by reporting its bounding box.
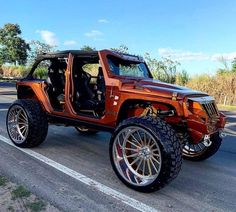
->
[11,185,31,200]
[0,175,8,186]
[217,104,236,111]
[27,199,47,212]
[0,175,58,212]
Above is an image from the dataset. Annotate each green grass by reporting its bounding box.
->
[217,104,236,111]
[11,185,31,199]
[0,176,8,186]
[27,200,46,212]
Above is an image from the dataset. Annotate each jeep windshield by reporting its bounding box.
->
[107,55,152,78]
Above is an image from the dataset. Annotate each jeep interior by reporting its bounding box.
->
[33,58,67,111]
[71,56,105,117]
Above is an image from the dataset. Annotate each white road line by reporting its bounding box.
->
[0,109,8,111]
[0,134,158,212]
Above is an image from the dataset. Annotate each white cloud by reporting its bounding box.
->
[63,40,77,46]
[158,48,209,61]
[98,19,109,23]
[37,30,58,46]
[158,48,236,61]
[211,52,236,61]
[84,30,103,39]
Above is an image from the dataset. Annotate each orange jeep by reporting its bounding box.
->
[6,50,226,192]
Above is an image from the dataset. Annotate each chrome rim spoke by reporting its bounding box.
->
[130,157,140,166]
[151,156,160,165]
[147,159,152,176]
[135,158,143,172]
[150,158,158,174]
[126,139,141,148]
[142,159,146,175]
[147,136,152,146]
[130,133,142,146]
[152,153,160,157]
[124,147,139,152]
[136,130,144,145]
[150,142,156,149]
[126,152,139,158]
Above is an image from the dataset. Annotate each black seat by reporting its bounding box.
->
[46,60,66,109]
[47,61,65,96]
[75,71,99,110]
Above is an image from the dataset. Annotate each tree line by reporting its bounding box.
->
[186,61,236,105]
[0,23,189,83]
[0,23,235,105]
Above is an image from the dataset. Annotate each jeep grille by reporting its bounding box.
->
[188,96,219,118]
[201,101,219,118]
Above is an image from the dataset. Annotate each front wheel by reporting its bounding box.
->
[182,132,222,161]
[110,117,182,193]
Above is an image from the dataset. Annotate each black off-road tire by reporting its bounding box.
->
[75,126,99,135]
[6,99,48,148]
[183,133,222,161]
[109,116,182,193]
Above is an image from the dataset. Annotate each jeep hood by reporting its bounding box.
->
[121,78,208,100]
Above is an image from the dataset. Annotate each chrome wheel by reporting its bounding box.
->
[183,141,208,157]
[112,126,162,186]
[181,132,222,161]
[7,105,29,144]
[181,133,208,157]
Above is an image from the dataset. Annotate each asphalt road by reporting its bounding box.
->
[0,83,236,212]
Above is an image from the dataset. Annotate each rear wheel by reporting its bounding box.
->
[182,132,222,161]
[75,126,98,135]
[110,117,182,192]
[6,99,48,148]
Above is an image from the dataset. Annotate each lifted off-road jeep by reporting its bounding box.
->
[6,50,226,192]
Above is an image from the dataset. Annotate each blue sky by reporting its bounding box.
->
[1,0,236,75]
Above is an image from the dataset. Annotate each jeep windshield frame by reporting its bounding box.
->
[106,53,153,79]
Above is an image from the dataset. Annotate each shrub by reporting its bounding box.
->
[34,67,47,79]
[0,65,47,79]
[1,65,28,78]
[187,72,236,105]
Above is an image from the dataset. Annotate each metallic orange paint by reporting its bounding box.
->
[16,50,226,144]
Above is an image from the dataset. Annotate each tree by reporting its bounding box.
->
[232,58,236,72]
[28,40,55,65]
[144,53,180,83]
[216,57,236,74]
[175,70,189,85]
[218,56,230,71]
[111,45,129,54]
[0,23,30,65]
[80,45,96,51]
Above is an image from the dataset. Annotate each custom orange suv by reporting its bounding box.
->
[6,50,226,192]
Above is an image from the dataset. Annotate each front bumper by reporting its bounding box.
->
[186,112,226,143]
